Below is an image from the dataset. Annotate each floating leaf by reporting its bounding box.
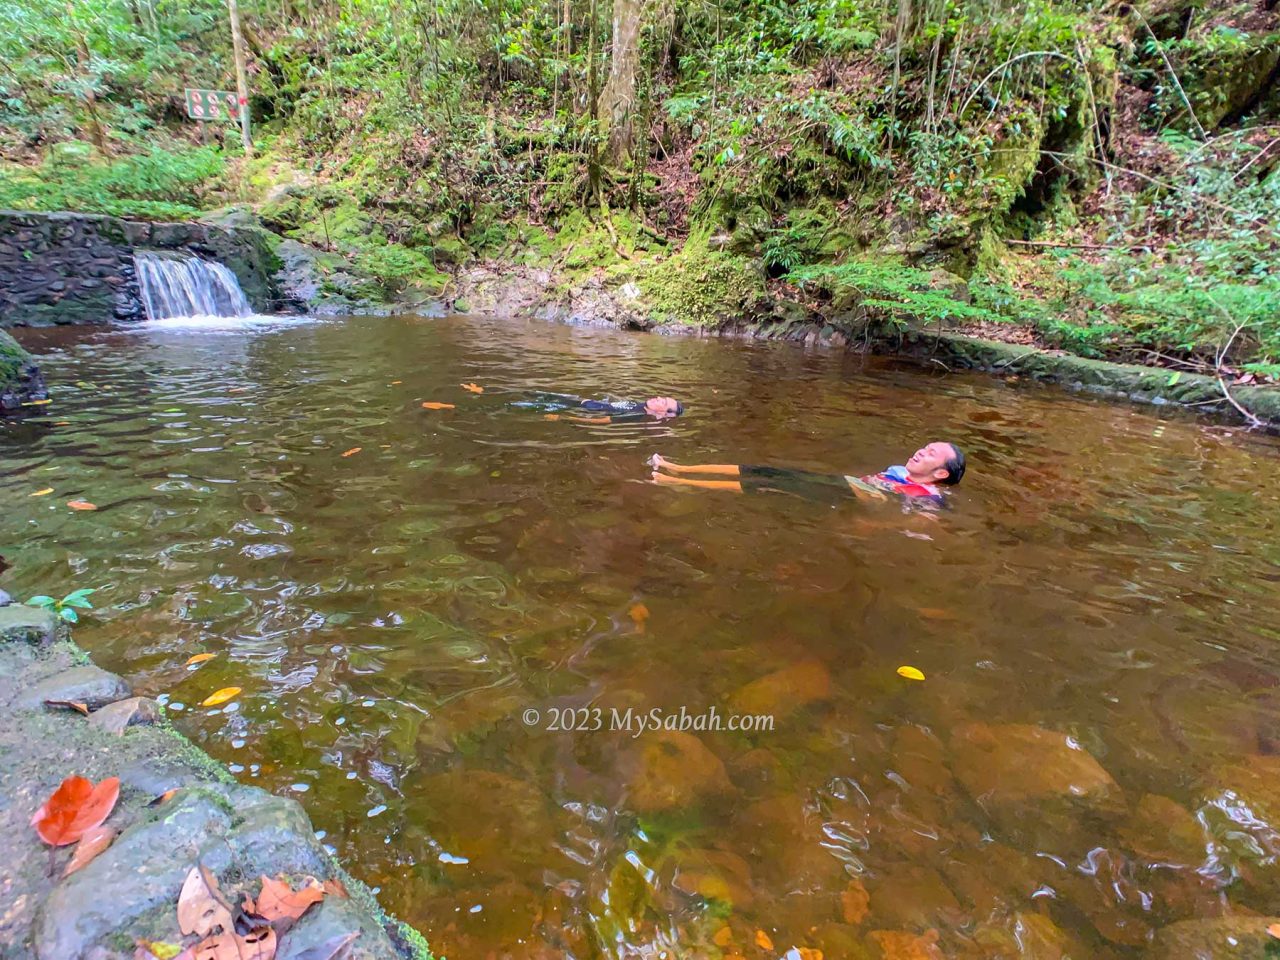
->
[460,382,484,394]
[543,413,560,421]
[30,775,120,846]
[421,402,455,410]
[629,603,649,633]
[44,699,90,716]
[340,447,361,457]
[896,665,926,681]
[62,824,117,877]
[712,926,734,948]
[254,875,325,924]
[67,500,97,511]
[201,687,241,707]
[31,488,54,497]
[755,930,774,951]
[186,653,216,666]
[841,878,870,924]
[178,865,234,938]
[390,380,402,385]
[291,931,360,960]
[22,398,52,406]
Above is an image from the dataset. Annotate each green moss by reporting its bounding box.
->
[0,330,29,386]
[637,229,766,327]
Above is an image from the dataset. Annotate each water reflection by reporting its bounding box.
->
[4,315,1280,958]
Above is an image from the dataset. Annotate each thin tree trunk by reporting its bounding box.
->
[598,0,646,164]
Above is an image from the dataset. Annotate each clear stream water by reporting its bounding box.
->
[3,314,1280,959]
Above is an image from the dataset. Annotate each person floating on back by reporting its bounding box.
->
[513,392,684,424]
[648,441,965,508]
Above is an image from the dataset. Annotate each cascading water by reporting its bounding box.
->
[134,251,254,320]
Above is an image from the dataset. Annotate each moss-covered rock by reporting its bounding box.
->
[637,229,767,327]
[0,329,49,413]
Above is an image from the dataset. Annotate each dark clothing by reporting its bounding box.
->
[514,393,659,423]
[740,465,945,510]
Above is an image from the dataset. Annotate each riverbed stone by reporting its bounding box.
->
[626,730,735,814]
[727,659,831,721]
[949,722,1121,816]
[224,789,334,878]
[0,603,57,645]
[1145,917,1280,959]
[19,663,132,710]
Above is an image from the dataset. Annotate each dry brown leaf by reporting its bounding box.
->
[841,878,870,925]
[192,927,276,960]
[89,697,159,736]
[178,865,233,938]
[255,875,325,923]
[340,447,361,457]
[322,878,349,899]
[44,699,90,717]
[62,824,117,877]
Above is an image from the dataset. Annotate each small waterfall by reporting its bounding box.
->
[134,251,254,320]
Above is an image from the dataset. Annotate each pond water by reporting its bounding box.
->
[4,314,1280,959]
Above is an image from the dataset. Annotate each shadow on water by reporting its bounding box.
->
[4,314,1280,958]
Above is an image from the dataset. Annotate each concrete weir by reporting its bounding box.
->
[0,603,431,960]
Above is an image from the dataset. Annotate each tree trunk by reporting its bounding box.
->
[227,0,254,156]
[597,0,646,165]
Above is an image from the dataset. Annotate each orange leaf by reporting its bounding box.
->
[421,402,455,410]
[186,653,216,666]
[868,929,944,960]
[755,929,774,951]
[147,788,179,807]
[254,875,325,923]
[390,380,402,385]
[322,878,350,899]
[1269,923,1280,940]
[841,878,870,924]
[340,447,361,457]
[712,926,734,947]
[629,603,649,625]
[31,775,120,846]
[201,687,241,707]
[543,413,560,421]
[44,699,90,716]
[31,488,54,497]
[460,382,484,394]
[62,824,117,877]
[67,500,97,511]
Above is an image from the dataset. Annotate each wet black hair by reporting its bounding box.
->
[674,401,685,416]
[940,443,966,485]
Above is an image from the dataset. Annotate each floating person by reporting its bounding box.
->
[647,441,965,507]
[514,393,684,423]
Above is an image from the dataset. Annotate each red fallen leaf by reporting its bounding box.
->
[44,699,90,716]
[254,874,325,923]
[67,500,98,511]
[62,824,117,877]
[340,447,361,457]
[31,775,120,846]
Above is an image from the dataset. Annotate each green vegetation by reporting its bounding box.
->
[0,0,1277,373]
[27,587,96,624]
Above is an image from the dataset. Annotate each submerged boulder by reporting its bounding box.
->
[0,329,48,413]
[1145,917,1280,959]
[625,730,734,815]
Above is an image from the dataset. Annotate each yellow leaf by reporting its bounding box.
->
[755,929,774,951]
[135,939,183,960]
[897,665,926,681]
[186,653,216,666]
[31,488,54,497]
[201,687,241,707]
[22,398,52,406]
[1270,923,1280,940]
[390,380,402,385]
[341,447,362,457]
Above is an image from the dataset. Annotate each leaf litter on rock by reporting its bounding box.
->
[44,698,90,716]
[31,775,120,846]
[62,824,117,877]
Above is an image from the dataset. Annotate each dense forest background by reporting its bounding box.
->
[1,0,1277,376]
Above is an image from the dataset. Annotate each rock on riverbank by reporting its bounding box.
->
[0,329,48,413]
[0,604,431,960]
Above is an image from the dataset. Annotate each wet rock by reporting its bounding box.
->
[625,730,734,814]
[224,788,333,878]
[668,846,755,908]
[277,896,401,960]
[968,912,1081,959]
[0,603,57,645]
[1145,917,1280,959]
[866,928,946,960]
[866,864,963,931]
[19,664,132,710]
[948,722,1121,815]
[87,695,162,734]
[1199,756,1280,901]
[0,588,12,606]
[727,659,831,721]
[890,724,956,796]
[1119,794,1208,867]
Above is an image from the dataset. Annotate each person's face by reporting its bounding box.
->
[906,441,955,481]
[644,397,680,418]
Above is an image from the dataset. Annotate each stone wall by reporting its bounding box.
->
[0,210,279,326]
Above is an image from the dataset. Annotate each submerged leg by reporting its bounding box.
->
[650,471,744,492]
[650,455,742,477]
